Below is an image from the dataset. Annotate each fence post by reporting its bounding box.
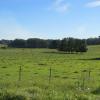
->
[88,69,91,80]
[49,67,52,84]
[19,66,22,81]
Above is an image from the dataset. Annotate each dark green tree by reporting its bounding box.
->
[66,38,75,53]
[58,38,88,53]
[79,40,88,53]
[49,40,60,49]
[9,39,26,48]
[58,38,67,51]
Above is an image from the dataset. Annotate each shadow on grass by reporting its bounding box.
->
[78,58,100,61]
[43,51,100,60]
[43,51,81,54]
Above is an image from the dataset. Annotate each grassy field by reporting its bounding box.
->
[0,45,100,100]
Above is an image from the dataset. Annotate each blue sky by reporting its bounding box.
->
[0,0,100,39]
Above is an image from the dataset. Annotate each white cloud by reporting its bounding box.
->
[76,26,87,34]
[69,25,88,39]
[85,0,100,8]
[49,0,70,13]
[0,12,34,40]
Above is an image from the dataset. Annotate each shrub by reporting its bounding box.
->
[75,94,89,100]
[0,46,7,49]
[0,91,27,100]
[91,87,100,95]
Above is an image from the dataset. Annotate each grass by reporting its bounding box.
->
[0,45,100,99]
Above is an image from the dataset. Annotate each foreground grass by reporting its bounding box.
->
[0,45,100,99]
[0,86,100,100]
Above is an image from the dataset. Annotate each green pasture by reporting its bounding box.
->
[0,45,100,100]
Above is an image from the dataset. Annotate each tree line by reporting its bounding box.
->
[0,36,99,52]
[87,36,100,45]
[0,37,88,53]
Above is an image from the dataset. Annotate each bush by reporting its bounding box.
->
[0,46,7,49]
[0,91,27,100]
[91,87,100,95]
[75,94,89,100]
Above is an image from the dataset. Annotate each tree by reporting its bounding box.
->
[9,39,26,48]
[26,38,40,48]
[26,38,48,48]
[49,40,60,49]
[79,40,88,53]
[58,38,67,51]
[58,38,88,53]
[38,39,48,48]
[66,38,75,53]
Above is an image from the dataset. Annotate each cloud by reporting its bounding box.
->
[76,26,87,34]
[0,12,34,39]
[69,25,88,38]
[85,0,100,8]
[49,0,70,13]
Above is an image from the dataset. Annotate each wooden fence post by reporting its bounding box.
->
[49,67,52,84]
[19,66,22,81]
